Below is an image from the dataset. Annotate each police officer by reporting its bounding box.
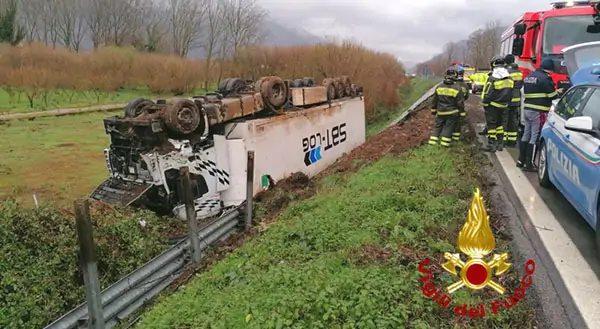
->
[518,58,561,171]
[503,54,523,148]
[453,66,469,141]
[482,56,514,152]
[429,67,464,148]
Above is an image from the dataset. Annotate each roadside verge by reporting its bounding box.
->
[465,97,594,329]
[126,105,538,329]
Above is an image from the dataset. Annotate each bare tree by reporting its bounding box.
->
[200,0,225,88]
[86,0,110,48]
[168,0,205,57]
[55,0,86,51]
[137,1,169,52]
[17,0,43,43]
[221,0,266,57]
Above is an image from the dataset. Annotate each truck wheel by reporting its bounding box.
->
[340,76,351,94]
[302,77,315,87]
[260,76,287,109]
[164,99,201,134]
[333,78,345,98]
[323,78,336,100]
[538,140,553,189]
[292,79,305,88]
[224,78,246,94]
[125,98,154,117]
[218,78,231,93]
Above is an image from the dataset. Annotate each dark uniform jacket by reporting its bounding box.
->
[482,66,514,108]
[506,63,523,107]
[431,77,465,116]
[456,80,469,117]
[523,69,558,112]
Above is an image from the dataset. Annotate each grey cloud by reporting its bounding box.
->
[258,0,552,65]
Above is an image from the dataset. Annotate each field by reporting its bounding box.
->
[0,78,430,209]
[133,118,537,328]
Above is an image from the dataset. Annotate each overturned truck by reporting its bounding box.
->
[91,76,366,221]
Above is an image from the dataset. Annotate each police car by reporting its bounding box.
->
[538,41,600,252]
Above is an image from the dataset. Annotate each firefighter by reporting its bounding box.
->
[481,56,513,152]
[453,66,469,141]
[518,58,560,171]
[504,54,523,148]
[429,66,464,148]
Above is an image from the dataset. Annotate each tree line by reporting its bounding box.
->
[415,20,505,76]
[0,0,266,59]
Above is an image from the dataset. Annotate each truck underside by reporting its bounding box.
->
[90,76,364,221]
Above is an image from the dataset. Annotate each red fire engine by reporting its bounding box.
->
[500,0,600,89]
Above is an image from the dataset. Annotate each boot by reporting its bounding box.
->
[516,141,526,168]
[497,136,504,152]
[482,138,496,152]
[523,143,537,172]
[505,140,517,148]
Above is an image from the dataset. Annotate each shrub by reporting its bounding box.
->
[0,200,184,329]
[0,41,407,119]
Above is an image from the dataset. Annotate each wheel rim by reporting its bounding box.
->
[539,144,547,180]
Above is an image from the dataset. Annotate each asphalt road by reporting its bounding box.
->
[503,147,600,278]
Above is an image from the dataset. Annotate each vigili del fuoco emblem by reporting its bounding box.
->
[441,188,512,294]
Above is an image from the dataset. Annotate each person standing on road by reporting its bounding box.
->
[503,54,523,148]
[481,56,514,152]
[429,67,464,148]
[518,58,562,171]
[453,66,470,141]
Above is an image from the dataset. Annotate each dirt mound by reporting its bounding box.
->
[319,108,432,177]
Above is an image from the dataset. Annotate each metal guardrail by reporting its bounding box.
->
[387,83,439,128]
[44,207,241,329]
[44,85,439,329]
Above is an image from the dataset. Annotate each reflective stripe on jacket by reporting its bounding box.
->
[506,63,523,106]
[431,79,465,116]
[482,67,513,108]
[523,69,558,112]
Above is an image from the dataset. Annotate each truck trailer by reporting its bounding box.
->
[90,76,365,222]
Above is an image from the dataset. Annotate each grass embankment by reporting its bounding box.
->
[366,78,438,137]
[0,202,185,329]
[0,111,118,207]
[134,144,536,328]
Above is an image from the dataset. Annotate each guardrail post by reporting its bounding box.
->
[245,151,255,229]
[180,167,202,265]
[74,199,105,329]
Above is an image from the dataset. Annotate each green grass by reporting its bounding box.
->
[366,78,438,137]
[0,111,120,207]
[133,145,536,329]
[0,87,211,114]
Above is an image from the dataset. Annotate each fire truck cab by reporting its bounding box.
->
[500,0,600,91]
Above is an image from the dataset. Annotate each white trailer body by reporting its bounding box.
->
[220,97,366,206]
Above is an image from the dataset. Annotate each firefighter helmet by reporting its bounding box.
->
[445,66,459,79]
[490,55,505,68]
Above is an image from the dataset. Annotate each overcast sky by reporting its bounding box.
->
[257,0,554,68]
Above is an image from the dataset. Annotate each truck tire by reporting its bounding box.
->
[225,78,246,94]
[218,78,231,93]
[323,78,336,100]
[164,99,201,134]
[259,76,287,109]
[340,76,351,94]
[125,98,154,117]
[333,78,345,98]
[302,77,315,87]
[292,79,305,88]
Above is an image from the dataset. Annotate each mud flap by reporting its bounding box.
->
[90,178,152,206]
